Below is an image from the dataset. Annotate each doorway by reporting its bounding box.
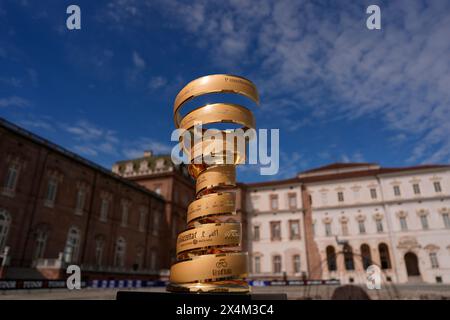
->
[404,252,420,277]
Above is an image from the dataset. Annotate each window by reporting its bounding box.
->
[95,237,104,267]
[399,217,408,231]
[289,220,300,240]
[45,178,58,207]
[353,189,360,201]
[114,237,126,267]
[152,212,160,236]
[378,243,391,269]
[312,221,316,236]
[343,245,355,271]
[413,183,421,195]
[429,252,439,269]
[150,249,157,270]
[270,195,278,210]
[75,189,86,215]
[134,248,144,270]
[64,227,80,263]
[420,215,429,230]
[273,255,282,273]
[100,198,109,221]
[358,221,366,234]
[370,188,377,199]
[337,192,344,202]
[288,193,297,208]
[393,185,401,196]
[326,246,337,272]
[270,221,281,240]
[33,228,48,260]
[443,213,450,229]
[139,208,147,232]
[3,164,19,192]
[360,244,372,269]
[433,181,442,193]
[121,201,129,226]
[321,193,328,206]
[254,256,261,273]
[341,221,349,236]
[293,255,301,273]
[0,210,11,252]
[324,222,332,236]
[253,226,260,241]
[376,219,383,233]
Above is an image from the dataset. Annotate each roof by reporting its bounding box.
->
[245,163,450,188]
[245,177,301,188]
[0,117,164,201]
[299,164,450,184]
[300,162,379,174]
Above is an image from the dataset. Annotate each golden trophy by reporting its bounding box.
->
[166,74,259,293]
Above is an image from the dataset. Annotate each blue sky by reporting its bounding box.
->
[1,0,449,182]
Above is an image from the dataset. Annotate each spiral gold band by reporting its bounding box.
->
[187,192,236,224]
[195,165,236,195]
[181,128,249,166]
[176,223,241,255]
[169,252,248,284]
[173,74,259,127]
[179,103,255,132]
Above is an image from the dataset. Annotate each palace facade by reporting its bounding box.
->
[1,118,449,285]
[246,163,450,284]
[0,118,167,280]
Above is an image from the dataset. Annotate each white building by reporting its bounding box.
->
[246,178,307,280]
[245,163,450,284]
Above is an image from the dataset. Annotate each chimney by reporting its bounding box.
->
[143,150,153,157]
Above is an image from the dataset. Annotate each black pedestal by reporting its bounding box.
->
[116,291,287,301]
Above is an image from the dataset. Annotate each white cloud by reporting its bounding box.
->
[97,1,450,165]
[62,120,119,156]
[132,51,146,68]
[139,0,450,164]
[0,96,30,108]
[73,145,98,157]
[18,115,53,131]
[123,137,172,159]
[0,77,22,87]
[148,76,167,90]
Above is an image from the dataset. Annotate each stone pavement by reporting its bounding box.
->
[0,284,449,300]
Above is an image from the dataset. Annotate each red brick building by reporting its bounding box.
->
[0,118,166,280]
[112,153,195,265]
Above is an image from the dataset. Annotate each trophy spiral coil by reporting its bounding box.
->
[166,74,259,293]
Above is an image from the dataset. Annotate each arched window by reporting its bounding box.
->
[360,244,372,269]
[114,237,126,268]
[150,248,157,270]
[3,163,19,192]
[326,246,337,272]
[33,227,48,260]
[273,255,282,273]
[134,246,144,270]
[254,256,261,273]
[0,209,11,252]
[64,227,80,263]
[293,254,301,273]
[343,244,355,271]
[94,235,105,267]
[378,243,391,269]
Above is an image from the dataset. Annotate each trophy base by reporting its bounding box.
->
[166,281,250,293]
